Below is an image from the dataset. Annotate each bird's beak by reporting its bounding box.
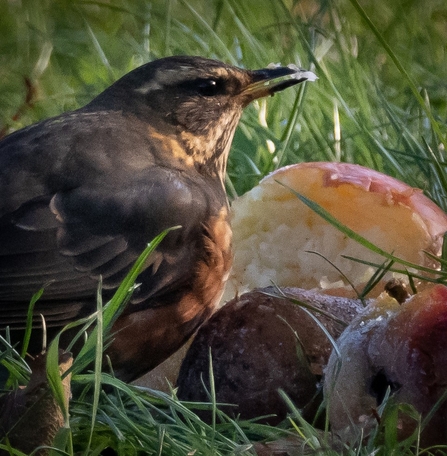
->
[241,64,317,105]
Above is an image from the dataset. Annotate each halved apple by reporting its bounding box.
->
[224,162,447,300]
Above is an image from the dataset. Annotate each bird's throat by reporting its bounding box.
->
[180,109,241,183]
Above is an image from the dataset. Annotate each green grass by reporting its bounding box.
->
[1,0,447,454]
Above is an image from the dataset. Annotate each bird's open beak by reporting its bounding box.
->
[242,64,317,105]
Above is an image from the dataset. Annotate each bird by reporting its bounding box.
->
[0,56,313,381]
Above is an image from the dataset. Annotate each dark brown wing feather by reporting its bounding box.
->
[0,109,227,332]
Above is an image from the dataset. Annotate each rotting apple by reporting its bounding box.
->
[176,287,366,424]
[324,284,447,447]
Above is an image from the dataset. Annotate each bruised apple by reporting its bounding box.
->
[324,284,447,447]
[177,287,365,424]
[223,162,447,300]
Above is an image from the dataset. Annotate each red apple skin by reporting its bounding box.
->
[325,284,447,447]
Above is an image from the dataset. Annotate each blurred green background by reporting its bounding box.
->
[1,0,446,200]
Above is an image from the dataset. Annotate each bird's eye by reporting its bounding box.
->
[196,78,224,97]
[177,77,226,97]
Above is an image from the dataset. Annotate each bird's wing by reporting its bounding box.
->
[0,112,222,328]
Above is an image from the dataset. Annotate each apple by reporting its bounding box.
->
[224,162,447,301]
[324,284,447,446]
[176,287,365,424]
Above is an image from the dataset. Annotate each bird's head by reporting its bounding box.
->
[89,56,316,180]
